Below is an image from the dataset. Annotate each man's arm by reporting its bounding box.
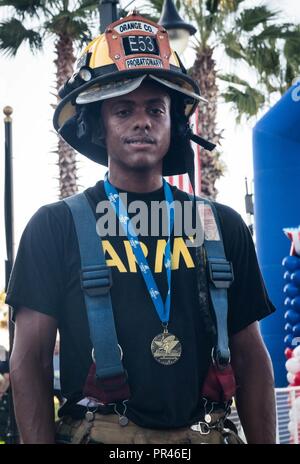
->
[229,321,276,444]
[10,306,58,444]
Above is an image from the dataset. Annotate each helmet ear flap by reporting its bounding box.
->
[76,106,91,139]
[170,94,190,140]
[162,95,191,176]
[76,103,106,148]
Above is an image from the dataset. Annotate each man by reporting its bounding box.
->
[6,12,276,444]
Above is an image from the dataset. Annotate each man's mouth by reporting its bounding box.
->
[125,137,155,145]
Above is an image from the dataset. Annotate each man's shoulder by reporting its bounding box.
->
[23,199,75,243]
[212,201,243,226]
[29,199,70,224]
[173,186,243,225]
[173,189,248,251]
[209,200,248,247]
[26,181,103,233]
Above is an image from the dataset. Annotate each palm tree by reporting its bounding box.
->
[0,0,98,199]
[143,0,300,198]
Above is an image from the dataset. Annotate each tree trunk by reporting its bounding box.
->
[54,34,78,199]
[190,47,224,199]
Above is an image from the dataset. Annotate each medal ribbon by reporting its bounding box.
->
[104,173,174,324]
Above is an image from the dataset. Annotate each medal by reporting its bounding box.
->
[151,330,182,365]
[104,174,180,366]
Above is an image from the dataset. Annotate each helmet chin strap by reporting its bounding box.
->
[186,126,216,197]
[173,112,216,195]
[184,127,216,229]
[188,131,216,152]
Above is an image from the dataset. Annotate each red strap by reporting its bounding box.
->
[83,362,130,404]
[202,363,236,402]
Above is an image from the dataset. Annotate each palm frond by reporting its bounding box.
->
[204,12,220,39]
[284,32,300,69]
[67,18,93,43]
[264,78,279,94]
[46,12,92,41]
[0,18,42,55]
[254,24,300,41]
[71,0,98,18]
[236,6,277,32]
[217,73,249,87]
[247,43,280,77]
[221,84,265,121]
[222,31,245,59]
[0,0,44,18]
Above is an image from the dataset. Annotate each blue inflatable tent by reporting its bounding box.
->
[253,82,300,386]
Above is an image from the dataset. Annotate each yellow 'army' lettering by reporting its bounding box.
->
[101,238,195,273]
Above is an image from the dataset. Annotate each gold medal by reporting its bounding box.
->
[151,331,182,365]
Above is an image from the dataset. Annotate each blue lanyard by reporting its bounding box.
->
[104,173,174,324]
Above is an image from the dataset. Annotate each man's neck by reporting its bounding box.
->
[108,169,163,193]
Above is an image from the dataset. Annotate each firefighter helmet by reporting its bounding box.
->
[53,11,213,178]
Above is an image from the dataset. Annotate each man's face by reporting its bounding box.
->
[100,81,171,172]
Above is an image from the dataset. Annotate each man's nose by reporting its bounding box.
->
[133,111,152,131]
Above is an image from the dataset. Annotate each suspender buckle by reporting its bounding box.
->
[80,264,112,296]
[211,346,231,370]
[208,258,234,289]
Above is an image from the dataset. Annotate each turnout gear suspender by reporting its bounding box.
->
[187,194,236,403]
[187,194,234,367]
[64,193,129,404]
[64,190,235,404]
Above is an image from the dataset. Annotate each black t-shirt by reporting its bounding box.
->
[6,181,275,429]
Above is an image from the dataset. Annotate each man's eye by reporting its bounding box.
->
[150,108,164,115]
[116,109,130,117]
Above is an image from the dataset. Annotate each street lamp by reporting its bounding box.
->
[99,0,120,33]
[158,0,196,56]
[3,105,18,444]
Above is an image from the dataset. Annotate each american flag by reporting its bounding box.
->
[166,107,201,195]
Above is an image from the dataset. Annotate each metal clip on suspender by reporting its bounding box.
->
[204,200,234,369]
[188,194,234,370]
[64,193,130,403]
[80,264,112,297]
